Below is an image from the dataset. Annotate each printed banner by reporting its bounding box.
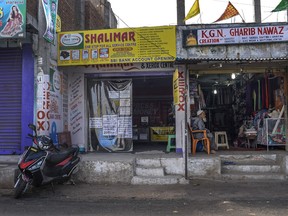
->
[173,68,179,105]
[42,0,58,43]
[36,74,50,135]
[183,25,288,46]
[58,26,176,66]
[150,127,175,142]
[49,65,63,145]
[0,0,26,38]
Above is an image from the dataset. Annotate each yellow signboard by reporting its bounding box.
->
[58,26,176,66]
[150,127,175,142]
[173,68,179,105]
[56,15,61,33]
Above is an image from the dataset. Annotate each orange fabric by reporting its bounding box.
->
[214,1,240,23]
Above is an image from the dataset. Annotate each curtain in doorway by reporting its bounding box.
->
[87,79,133,152]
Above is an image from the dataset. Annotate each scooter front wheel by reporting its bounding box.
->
[14,175,28,199]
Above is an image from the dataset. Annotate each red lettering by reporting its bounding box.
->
[201,29,223,38]
[37,111,45,119]
[84,32,136,44]
[178,71,184,78]
[177,103,185,111]
[37,121,45,130]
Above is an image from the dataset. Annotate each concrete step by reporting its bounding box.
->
[135,158,161,167]
[222,164,281,173]
[222,173,286,181]
[220,154,285,181]
[131,175,189,185]
[135,166,165,177]
[220,154,278,164]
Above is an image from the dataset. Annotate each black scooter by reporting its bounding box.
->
[14,124,80,199]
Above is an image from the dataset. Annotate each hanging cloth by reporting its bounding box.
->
[265,74,269,108]
[253,90,257,112]
[258,80,261,110]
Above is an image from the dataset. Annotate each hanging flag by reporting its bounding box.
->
[214,1,243,23]
[272,0,288,12]
[184,0,200,21]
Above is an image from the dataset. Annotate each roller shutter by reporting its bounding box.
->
[0,48,22,154]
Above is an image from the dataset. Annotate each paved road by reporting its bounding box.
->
[1,179,288,216]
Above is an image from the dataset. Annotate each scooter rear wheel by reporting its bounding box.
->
[14,175,28,199]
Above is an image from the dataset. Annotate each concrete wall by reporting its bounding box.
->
[73,156,221,185]
[75,160,134,184]
[188,157,221,178]
[283,155,288,177]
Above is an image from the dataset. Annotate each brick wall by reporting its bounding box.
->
[26,0,109,32]
[26,0,38,18]
[85,1,105,30]
[58,0,78,31]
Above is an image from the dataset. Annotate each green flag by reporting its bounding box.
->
[272,0,288,12]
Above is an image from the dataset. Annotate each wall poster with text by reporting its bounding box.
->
[87,79,133,152]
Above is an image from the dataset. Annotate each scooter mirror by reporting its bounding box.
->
[28,124,38,138]
[28,133,34,138]
[28,124,36,132]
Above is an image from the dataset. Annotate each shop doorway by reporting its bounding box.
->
[86,75,174,153]
[190,71,285,151]
[132,75,174,152]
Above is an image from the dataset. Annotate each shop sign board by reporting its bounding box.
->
[173,68,179,105]
[183,24,288,46]
[0,0,26,39]
[68,62,175,73]
[58,26,176,66]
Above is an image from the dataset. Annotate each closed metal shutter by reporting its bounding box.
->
[0,48,22,154]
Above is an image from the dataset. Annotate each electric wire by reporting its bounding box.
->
[105,1,176,60]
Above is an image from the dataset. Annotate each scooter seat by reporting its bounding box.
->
[46,147,79,165]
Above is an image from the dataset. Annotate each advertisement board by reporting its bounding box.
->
[58,26,176,66]
[0,0,26,38]
[183,24,288,46]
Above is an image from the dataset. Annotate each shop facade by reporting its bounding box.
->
[57,23,288,155]
[176,22,288,152]
[57,26,188,153]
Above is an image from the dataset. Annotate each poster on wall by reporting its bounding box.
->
[0,0,26,38]
[36,74,50,135]
[68,73,85,147]
[49,65,63,144]
[87,80,133,152]
[41,0,58,43]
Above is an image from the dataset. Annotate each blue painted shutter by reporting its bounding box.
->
[0,48,22,154]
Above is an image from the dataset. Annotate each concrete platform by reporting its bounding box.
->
[1,150,288,189]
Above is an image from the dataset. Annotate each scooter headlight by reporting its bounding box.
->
[28,158,44,171]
